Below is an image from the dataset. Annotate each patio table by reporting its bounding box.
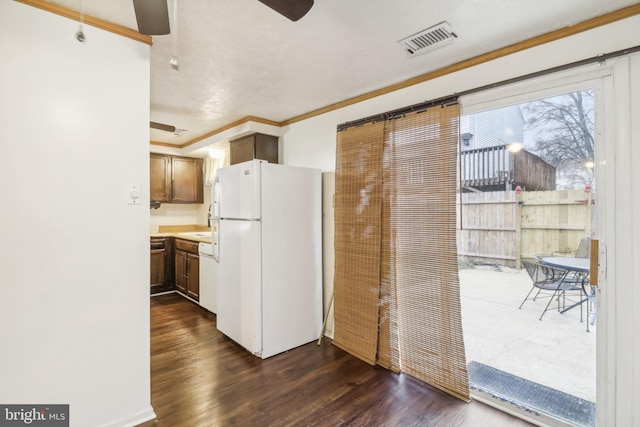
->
[539,256,589,273]
[539,256,594,331]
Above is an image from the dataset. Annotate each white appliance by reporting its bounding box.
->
[212,159,322,359]
[198,239,218,314]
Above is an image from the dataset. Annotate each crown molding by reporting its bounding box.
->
[16,0,152,45]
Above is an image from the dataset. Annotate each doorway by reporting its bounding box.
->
[458,87,597,427]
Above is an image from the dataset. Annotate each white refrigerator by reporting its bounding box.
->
[212,159,322,359]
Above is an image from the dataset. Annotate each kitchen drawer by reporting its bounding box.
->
[151,238,166,250]
[175,238,199,254]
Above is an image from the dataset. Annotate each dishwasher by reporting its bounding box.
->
[198,228,218,314]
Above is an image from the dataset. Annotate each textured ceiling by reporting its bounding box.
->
[48,0,640,151]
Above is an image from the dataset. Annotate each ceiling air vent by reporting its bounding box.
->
[398,22,457,57]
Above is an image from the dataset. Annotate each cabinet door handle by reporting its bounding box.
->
[183,255,188,279]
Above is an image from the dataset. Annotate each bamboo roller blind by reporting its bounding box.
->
[333,103,470,402]
[333,121,385,365]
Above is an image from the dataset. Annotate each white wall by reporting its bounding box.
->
[461,105,524,150]
[281,15,640,172]
[280,14,640,426]
[149,188,211,233]
[0,3,153,426]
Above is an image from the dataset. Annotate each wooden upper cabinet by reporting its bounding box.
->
[171,157,204,203]
[150,154,171,202]
[229,133,278,165]
[150,154,203,203]
[230,137,255,165]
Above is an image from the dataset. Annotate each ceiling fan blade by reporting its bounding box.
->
[133,0,171,35]
[257,0,314,21]
[150,121,176,133]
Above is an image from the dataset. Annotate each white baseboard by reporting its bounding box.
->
[105,406,156,427]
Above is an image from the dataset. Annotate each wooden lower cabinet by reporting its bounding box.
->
[174,239,200,301]
[150,237,173,294]
[187,253,199,300]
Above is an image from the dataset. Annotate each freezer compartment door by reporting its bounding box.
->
[217,160,262,220]
[216,219,262,355]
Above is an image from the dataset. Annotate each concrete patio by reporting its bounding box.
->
[459,264,596,404]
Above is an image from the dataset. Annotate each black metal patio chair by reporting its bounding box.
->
[534,237,591,261]
[558,238,591,317]
[574,237,591,258]
[519,259,582,320]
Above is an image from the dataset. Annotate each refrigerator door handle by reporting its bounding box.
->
[212,174,220,218]
[212,220,220,262]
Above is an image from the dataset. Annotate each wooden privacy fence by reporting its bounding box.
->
[456,189,593,269]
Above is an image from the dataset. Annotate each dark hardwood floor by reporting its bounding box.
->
[150,293,532,427]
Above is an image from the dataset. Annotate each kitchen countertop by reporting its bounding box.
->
[151,225,212,244]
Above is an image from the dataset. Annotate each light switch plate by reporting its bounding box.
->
[128,184,141,205]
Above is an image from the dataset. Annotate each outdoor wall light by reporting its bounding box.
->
[585,160,595,169]
[506,142,524,153]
